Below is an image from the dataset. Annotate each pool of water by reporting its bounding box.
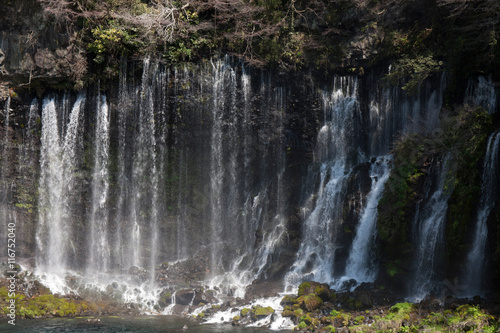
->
[0,316,293,332]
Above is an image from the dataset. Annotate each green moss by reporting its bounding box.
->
[232,315,241,321]
[197,312,205,319]
[293,308,304,318]
[378,135,424,260]
[330,309,341,317]
[297,282,311,297]
[297,321,308,329]
[299,313,313,325]
[443,106,493,264]
[326,325,336,332]
[0,287,92,318]
[385,302,414,321]
[297,294,323,312]
[252,306,274,318]
[240,307,250,317]
[280,295,297,306]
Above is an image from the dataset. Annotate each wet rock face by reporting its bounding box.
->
[0,0,86,96]
[175,289,195,305]
[244,279,283,302]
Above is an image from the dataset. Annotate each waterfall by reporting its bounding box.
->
[463,132,500,296]
[88,94,111,275]
[113,58,130,268]
[36,94,85,275]
[343,156,392,284]
[409,157,451,301]
[207,59,289,296]
[14,56,493,313]
[285,69,446,290]
[285,77,360,286]
[209,58,234,275]
[465,76,498,114]
[368,71,445,156]
[0,96,11,253]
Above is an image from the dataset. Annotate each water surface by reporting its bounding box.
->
[0,316,292,333]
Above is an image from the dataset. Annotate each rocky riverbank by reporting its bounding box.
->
[2,264,500,332]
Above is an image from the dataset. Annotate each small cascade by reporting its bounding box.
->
[112,58,130,269]
[463,132,500,296]
[368,71,446,156]
[343,156,392,285]
[465,76,498,114]
[0,96,12,252]
[205,58,290,296]
[209,58,235,275]
[409,157,452,301]
[36,95,85,275]
[285,77,360,286]
[88,94,111,275]
[19,98,38,174]
[164,291,177,315]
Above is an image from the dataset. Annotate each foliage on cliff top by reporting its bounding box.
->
[32,0,499,85]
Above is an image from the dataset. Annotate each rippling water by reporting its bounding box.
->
[0,316,293,332]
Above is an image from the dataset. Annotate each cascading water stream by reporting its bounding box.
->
[0,96,11,252]
[465,76,497,114]
[342,156,392,285]
[207,59,290,298]
[409,157,452,301]
[285,77,360,286]
[37,94,85,279]
[209,59,228,275]
[463,132,500,296]
[19,57,484,321]
[88,94,111,276]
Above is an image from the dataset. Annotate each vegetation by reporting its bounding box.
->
[289,298,499,332]
[377,105,494,280]
[26,0,498,88]
[0,287,96,318]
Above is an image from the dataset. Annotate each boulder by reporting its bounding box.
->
[251,306,275,320]
[296,294,323,312]
[297,281,333,301]
[175,289,196,305]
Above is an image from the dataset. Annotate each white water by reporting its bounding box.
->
[36,95,85,275]
[285,77,359,287]
[465,75,497,114]
[409,157,452,301]
[343,156,392,285]
[202,296,294,331]
[20,58,497,322]
[0,96,11,252]
[463,132,500,296]
[88,94,111,275]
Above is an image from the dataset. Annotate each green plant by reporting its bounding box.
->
[385,54,443,93]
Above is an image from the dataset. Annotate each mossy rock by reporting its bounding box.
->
[251,306,275,319]
[297,293,323,312]
[280,294,297,306]
[293,308,304,318]
[233,315,241,322]
[313,285,331,301]
[241,307,250,317]
[298,282,312,297]
[282,309,294,317]
[297,321,308,330]
[158,290,172,308]
[300,313,313,325]
[197,312,206,319]
[298,281,332,301]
